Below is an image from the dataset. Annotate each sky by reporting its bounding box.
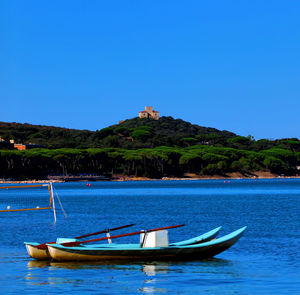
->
[1,1,300,140]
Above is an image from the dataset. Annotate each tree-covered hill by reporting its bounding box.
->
[97,117,237,149]
[1,118,299,152]
[0,117,237,149]
[1,118,300,180]
[0,121,93,149]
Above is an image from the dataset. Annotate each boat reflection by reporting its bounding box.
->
[27,260,170,275]
[27,257,232,274]
[142,264,169,276]
[26,258,236,291]
[27,260,50,268]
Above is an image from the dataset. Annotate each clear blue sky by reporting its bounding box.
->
[1,1,299,139]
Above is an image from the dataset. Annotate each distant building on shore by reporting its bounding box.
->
[0,138,44,150]
[139,106,159,120]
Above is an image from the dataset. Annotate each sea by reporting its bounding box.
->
[0,179,299,294]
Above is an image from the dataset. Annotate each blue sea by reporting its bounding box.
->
[0,179,299,294]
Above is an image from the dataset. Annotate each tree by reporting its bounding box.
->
[180,137,197,147]
[263,156,286,173]
[227,136,252,150]
[130,128,152,142]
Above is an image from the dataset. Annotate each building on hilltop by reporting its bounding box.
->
[139,106,159,120]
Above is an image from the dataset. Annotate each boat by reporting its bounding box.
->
[25,242,51,260]
[25,226,222,260]
[24,224,135,260]
[46,227,246,262]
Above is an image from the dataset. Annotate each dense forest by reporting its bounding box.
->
[0,118,300,180]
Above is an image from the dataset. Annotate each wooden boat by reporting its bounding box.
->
[46,227,246,262]
[25,242,51,260]
[25,226,222,260]
[24,224,135,260]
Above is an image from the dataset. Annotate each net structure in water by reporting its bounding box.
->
[0,184,53,212]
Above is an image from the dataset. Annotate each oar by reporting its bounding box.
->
[74,224,135,239]
[60,224,185,247]
[36,223,135,249]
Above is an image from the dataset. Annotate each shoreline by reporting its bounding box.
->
[0,172,299,184]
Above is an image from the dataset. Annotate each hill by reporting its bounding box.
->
[0,121,93,149]
[0,117,237,149]
[1,118,300,180]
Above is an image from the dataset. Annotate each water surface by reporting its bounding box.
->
[0,179,299,294]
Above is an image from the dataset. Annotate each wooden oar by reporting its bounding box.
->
[60,224,185,247]
[74,224,135,239]
[36,223,135,249]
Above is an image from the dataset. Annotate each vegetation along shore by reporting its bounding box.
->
[0,117,300,181]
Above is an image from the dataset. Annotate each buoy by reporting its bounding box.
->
[36,206,40,208]
[7,205,11,210]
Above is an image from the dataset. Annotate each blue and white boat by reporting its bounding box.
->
[46,227,246,262]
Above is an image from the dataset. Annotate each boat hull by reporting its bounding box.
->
[25,226,221,260]
[47,227,246,262]
[25,243,49,260]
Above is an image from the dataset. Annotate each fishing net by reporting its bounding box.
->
[0,184,53,212]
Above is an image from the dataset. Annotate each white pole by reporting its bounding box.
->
[106,232,112,244]
[50,182,56,223]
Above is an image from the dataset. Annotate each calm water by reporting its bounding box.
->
[0,179,300,294]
